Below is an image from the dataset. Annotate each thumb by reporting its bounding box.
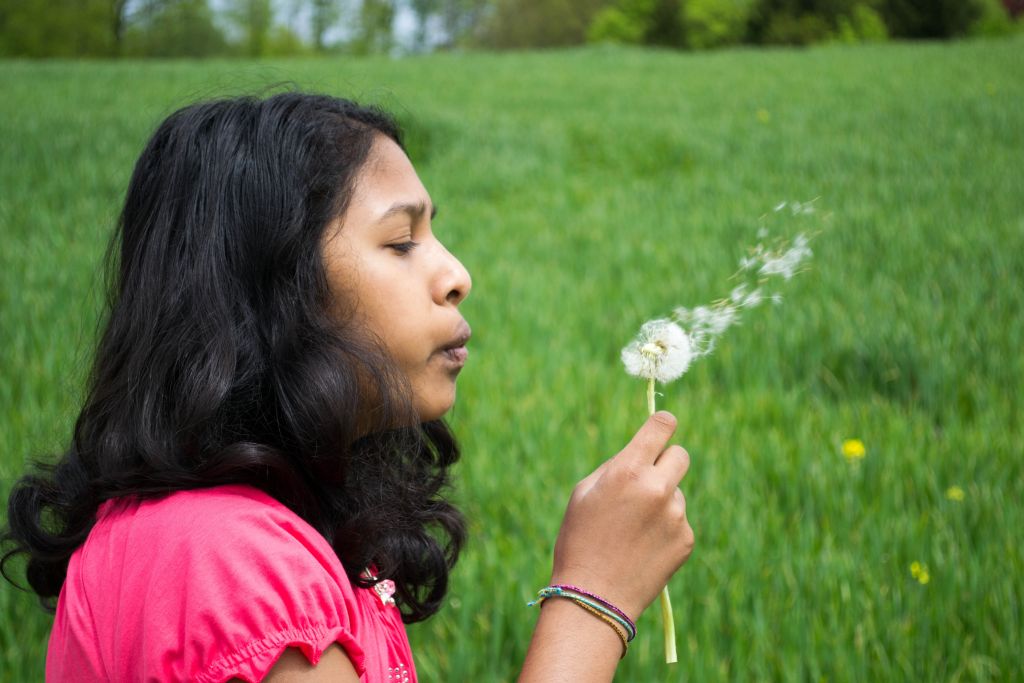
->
[622,411,678,466]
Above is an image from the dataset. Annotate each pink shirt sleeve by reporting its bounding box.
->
[47,485,413,682]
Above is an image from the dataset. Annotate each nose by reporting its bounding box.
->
[436,244,472,307]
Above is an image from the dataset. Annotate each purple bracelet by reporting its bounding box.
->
[549,584,637,633]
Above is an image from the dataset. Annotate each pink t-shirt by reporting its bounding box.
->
[47,484,417,682]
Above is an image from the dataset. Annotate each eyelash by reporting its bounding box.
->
[387,240,420,255]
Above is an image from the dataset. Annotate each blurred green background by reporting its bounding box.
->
[1,0,1021,58]
[1,19,1023,683]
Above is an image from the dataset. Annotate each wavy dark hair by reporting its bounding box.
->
[1,91,465,623]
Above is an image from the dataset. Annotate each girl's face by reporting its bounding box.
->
[323,135,472,422]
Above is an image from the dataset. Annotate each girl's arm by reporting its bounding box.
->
[519,411,695,682]
[259,644,361,682]
[264,412,693,683]
[518,596,623,680]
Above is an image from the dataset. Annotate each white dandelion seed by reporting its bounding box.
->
[757,232,812,280]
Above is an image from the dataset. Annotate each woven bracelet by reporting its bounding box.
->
[528,584,638,658]
[548,584,637,633]
[548,584,637,635]
[535,588,637,641]
[528,591,630,659]
[529,586,636,641]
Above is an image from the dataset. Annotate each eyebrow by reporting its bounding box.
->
[377,201,437,223]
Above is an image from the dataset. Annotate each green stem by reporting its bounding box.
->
[647,377,677,664]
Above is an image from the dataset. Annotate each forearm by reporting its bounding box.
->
[518,598,622,682]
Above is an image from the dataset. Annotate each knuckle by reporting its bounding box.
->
[684,525,696,551]
[617,463,643,484]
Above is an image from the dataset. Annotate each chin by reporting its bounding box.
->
[415,387,457,422]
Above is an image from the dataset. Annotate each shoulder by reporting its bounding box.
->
[103,484,316,544]
[94,483,337,581]
[65,485,370,682]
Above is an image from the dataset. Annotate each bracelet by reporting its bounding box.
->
[567,599,630,659]
[529,586,636,640]
[548,584,637,634]
[527,585,636,659]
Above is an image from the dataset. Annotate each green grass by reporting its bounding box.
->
[2,36,1023,680]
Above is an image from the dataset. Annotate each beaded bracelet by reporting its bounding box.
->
[535,589,637,642]
[529,586,636,641]
[567,600,630,659]
[527,585,636,659]
[549,584,637,635]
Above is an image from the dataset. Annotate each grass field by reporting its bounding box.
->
[2,35,1022,681]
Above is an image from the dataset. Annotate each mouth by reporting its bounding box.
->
[437,320,472,369]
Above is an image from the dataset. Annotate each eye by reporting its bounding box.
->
[386,240,420,255]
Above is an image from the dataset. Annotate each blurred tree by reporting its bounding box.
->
[645,0,684,44]
[409,0,438,51]
[0,0,114,56]
[224,0,274,56]
[112,0,131,53]
[834,2,889,41]
[480,0,607,47]
[123,0,229,57]
[311,0,342,51]
[878,0,985,37]
[350,0,395,53]
[681,0,758,49]
[587,2,650,43]
[437,0,489,47]
[970,0,1018,34]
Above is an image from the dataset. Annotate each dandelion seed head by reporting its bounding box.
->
[621,319,693,383]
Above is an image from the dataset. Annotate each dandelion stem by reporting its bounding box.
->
[647,377,678,664]
[646,377,656,417]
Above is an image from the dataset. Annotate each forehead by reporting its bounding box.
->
[354,135,429,205]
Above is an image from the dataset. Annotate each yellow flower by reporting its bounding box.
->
[945,486,965,502]
[910,561,930,585]
[842,438,866,461]
[756,109,771,123]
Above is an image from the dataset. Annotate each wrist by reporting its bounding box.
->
[537,597,624,655]
[548,572,640,622]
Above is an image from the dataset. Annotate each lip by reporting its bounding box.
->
[437,320,472,369]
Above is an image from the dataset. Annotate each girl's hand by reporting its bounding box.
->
[549,411,694,621]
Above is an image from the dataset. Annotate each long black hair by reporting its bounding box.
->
[1,91,465,623]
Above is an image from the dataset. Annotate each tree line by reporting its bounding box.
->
[0,0,1020,58]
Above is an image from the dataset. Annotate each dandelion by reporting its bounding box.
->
[621,320,694,385]
[620,210,817,663]
[842,439,866,462]
[945,485,965,502]
[910,562,930,585]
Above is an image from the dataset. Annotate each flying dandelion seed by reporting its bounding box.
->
[620,202,819,664]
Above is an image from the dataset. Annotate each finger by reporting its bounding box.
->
[653,444,690,485]
[621,411,678,466]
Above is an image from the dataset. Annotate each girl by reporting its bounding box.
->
[2,92,695,682]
